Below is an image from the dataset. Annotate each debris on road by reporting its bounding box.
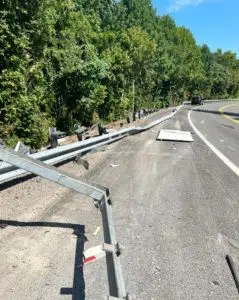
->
[157,129,194,142]
[92,226,101,236]
[212,280,220,286]
[110,163,119,168]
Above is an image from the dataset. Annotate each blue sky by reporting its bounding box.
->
[152,0,239,57]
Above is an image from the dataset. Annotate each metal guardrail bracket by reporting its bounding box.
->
[103,242,123,257]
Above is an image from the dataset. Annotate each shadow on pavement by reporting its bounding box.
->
[0,219,86,300]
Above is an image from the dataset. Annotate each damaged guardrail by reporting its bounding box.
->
[0,147,130,299]
[0,106,183,298]
[0,105,182,184]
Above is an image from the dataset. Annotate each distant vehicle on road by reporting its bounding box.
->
[191,96,204,105]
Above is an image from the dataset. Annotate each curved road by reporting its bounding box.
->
[0,102,238,300]
[189,102,239,172]
[85,101,239,299]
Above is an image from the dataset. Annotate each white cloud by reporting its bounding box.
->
[167,0,207,12]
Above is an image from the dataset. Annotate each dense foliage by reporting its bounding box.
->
[0,0,239,148]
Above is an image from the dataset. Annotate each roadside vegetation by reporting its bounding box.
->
[1,0,239,148]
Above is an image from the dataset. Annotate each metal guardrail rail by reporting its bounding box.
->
[0,147,129,299]
[0,105,183,184]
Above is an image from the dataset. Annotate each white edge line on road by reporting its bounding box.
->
[188,109,239,177]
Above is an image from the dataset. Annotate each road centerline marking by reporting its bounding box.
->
[219,103,239,124]
[188,110,239,177]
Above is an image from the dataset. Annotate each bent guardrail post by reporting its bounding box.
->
[0,147,128,299]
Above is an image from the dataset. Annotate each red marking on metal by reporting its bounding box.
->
[84,256,96,264]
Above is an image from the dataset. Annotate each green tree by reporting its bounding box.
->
[1,0,239,148]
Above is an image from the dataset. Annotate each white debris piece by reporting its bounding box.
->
[110,163,119,168]
[157,129,194,142]
[92,226,101,236]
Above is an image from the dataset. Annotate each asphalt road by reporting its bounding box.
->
[190,102,239,170]
[0,102,238,300]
